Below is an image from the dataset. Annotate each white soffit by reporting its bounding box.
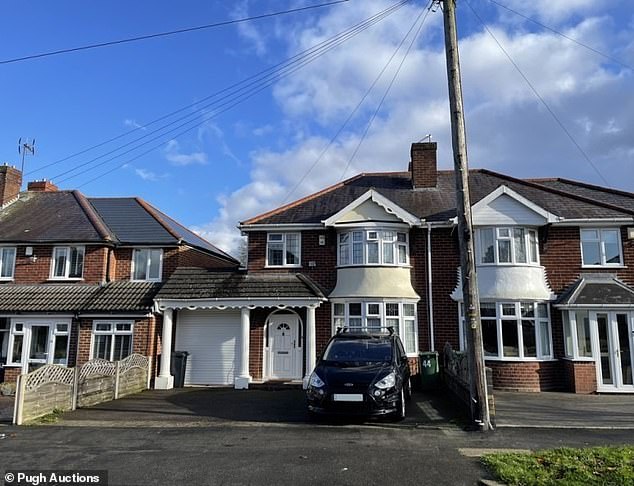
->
[471,185,560,226]
[323,190,420,227]
[451,266,555,301]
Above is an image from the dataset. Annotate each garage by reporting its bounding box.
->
[175,309,241,386]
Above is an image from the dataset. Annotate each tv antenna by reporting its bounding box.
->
[18,137,36,173]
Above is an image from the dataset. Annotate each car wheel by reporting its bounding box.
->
[394,388,406,421]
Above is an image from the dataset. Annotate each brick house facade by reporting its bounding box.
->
[0,165,239,384]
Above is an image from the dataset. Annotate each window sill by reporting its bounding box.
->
[0,278,14,282]
[264,265,302,269]
[336,264,412,269]
[483,357,557,363]
[581,265,626,269]
[48,278,83,282]
[477,263,542,268]
[562,356,595,362]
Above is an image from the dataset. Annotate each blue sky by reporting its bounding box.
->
[1,0,633,255]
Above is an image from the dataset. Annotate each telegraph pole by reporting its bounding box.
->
[440,0,491,431]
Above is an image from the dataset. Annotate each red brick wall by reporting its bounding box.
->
[540,226,634,291]
[487,360,563,392]
[2,366,21,384]
[563,359,597,394]
[8,245,109,284]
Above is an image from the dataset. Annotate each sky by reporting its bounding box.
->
[1,0,633,256]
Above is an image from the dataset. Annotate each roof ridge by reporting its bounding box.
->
[241,172,367,225]
[72,190,117,242]
[530,177,634,200]
[478,169,634,216]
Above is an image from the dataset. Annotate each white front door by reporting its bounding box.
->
[591,311,634,391]
[267,314,301,380]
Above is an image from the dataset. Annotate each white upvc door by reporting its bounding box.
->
[267,314,302,380]
[591,311,634,391]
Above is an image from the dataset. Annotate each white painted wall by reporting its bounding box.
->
[329,266,419,299]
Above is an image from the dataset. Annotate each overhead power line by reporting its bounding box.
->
[465,0,610,186]
[31,0,406,180]
[0,0,350,66]
[282,0,424,203]
[487,0,633,71]
[70,1,409,189]
[339,1,433,181]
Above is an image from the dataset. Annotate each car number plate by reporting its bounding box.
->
[333,394,363,402]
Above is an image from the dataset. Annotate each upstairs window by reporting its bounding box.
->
[266,233,301,267]
[51,246,84,279]
[338,229,409,266]
[0,247,16,279]
[132,249,163,281]
[580,229,622,266]
[477,227,538,265]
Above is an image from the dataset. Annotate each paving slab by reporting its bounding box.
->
[493,390,634,429]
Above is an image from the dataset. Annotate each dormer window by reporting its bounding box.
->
[132,248,163,281]
[477,227,538,265]
[338,229,409,267]
[0,247,16,279]
[51,246,84,279]
[266,233,301,267]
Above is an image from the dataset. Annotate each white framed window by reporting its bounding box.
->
[52,322,70,365]
[580,228,623,267]
[91,321,134,361]
[5,320,70,368]
[7,321,24,365]
[331,301,418,355]
[0,247,16,279]
[459,301,552,360]
[337,229,409,267]
[0,318,9,364]
[477,227,539,265]
[563,310,594,360]
[266,233,301,267]
[50,246,84,279]
[132,248,163,281]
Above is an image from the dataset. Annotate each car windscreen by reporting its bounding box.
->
[322,338,392,364]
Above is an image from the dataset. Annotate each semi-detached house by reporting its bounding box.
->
[3,140,634,396]
[0,165,238,385]
[156,141,634,394]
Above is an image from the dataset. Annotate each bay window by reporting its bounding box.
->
[477,227,539,265]
[332,301,418,354]
[580,229,622,266]
[460,301,552,360]
[51,246,84,279]
[266,233,301,267]
[0,247,16,279]
[337,229,409,266]
[563,310,593,359]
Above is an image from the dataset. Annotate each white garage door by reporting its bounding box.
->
[175,309,241,385]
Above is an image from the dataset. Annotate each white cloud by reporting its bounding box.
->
[164,139,208,166]
[196,1,634,254]
[134,168,167,182]
[124,119,146,130]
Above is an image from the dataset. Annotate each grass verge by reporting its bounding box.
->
[28,408,65,425]
[482,446,634,486]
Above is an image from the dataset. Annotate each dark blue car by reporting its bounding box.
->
[306,329,411,420]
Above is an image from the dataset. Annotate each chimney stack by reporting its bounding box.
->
[27,179,58,192]
[0,164,23,206]
[409,142,437,189]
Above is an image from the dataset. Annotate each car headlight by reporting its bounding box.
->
[374,372,396,390]
[309,372,325,388]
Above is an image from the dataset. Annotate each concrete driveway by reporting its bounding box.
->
[53,387,467,428]
[494,391,634,429]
